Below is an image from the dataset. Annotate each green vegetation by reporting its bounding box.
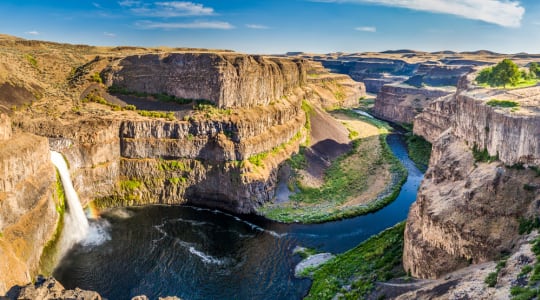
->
[90,72,103,84]
[487,99,520,108]
[485,258,507,287]
[405,134,432,172]
[508,219,540,299]
[259,110,406,223]
[24,53,38,68]
[530,62,540,78]
[358,97,375,113]
[288,147,307,170]
[137,110,176,121]
[301,99,314,145]
[193,100,232,117]
[509,238,540,299]
[120,179,142,191]
[83,91,176,120]
[476,59,539,88]
[168,177,187,185]
[39,172,66,275]
[472,144,498,163]
[305,222,406,299]
[83,92,122,111]
[246,130,304,168]
[159,160,190,172]
[248,152,268,167]
[518,217,540,235]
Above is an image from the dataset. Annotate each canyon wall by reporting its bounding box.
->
[16,54,321,214]
[103,53,307,108]
[0,114,60,294]
[305,61,366,109]
[404,74,540,279]
[403,132,540,278]
[373,84,454,124]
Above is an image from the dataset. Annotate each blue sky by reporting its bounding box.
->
[1,0,539,54]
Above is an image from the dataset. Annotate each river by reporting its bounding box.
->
[54,133,424,300]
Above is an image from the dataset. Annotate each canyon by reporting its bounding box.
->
[1,32,540,300]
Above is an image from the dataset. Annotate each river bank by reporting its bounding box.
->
[258,109,408,223]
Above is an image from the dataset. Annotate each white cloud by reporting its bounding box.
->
[355,26,376,32]
[314,0,525,28]
[246,24,269,29]
[104,32,117,37]
[92,2,103,9]
[123,1,214,17]
[25,31,40,35]
[135,20,234,29]
[118,0,141,7]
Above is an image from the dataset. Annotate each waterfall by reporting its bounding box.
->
[50,151,89,249]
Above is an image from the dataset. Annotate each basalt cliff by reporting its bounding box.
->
[402,69,540,292]
[0,35,364,293]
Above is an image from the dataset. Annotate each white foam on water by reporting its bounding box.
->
[81,220,111,247]
[188,247,226,265]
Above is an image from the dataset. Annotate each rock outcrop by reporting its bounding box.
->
[412,94,455,143]
[403,132,540,278]
[6,276,101,300]
[17,51,358,214]
[404,71,540,279]
[373,84,454,124]
[103,53,307,108]
[0,114,60,294]
[305,61,366,109]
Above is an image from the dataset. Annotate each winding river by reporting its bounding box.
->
[54,133,424,300]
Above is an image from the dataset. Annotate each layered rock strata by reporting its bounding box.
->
[373,83,454,124]
[103,53,307,108]
[305,61,366,108]
[404,72,540,279]
[403,132,540,278]
[0,114,60,294]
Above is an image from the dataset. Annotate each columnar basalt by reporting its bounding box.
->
[103,53,307,108]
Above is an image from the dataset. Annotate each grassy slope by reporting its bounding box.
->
[405,134,432,172]
[305,222,406,299]
[259,110,407,223]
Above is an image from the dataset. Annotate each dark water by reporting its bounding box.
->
[54,134,423,300]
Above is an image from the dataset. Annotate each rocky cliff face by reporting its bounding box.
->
[413,94,455,143]
[104,53,307,108]
[404,72,540,279]
[403,133,540,278]
[304,61,365,109]
[15,52,319,214]
[373,84,454,124]
[0,114,60,294]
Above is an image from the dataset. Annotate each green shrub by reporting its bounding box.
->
[137,110,175,121]
[472,144,498,163]
[519,217,540,234]
[487,99,519,108]
[124,104,137,111]
[24,53,38,68]
[406,134,432,172]
[91,72,103,84]
[120,180,142,191]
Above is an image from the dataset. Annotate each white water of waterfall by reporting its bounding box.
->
[50,151,89,251]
